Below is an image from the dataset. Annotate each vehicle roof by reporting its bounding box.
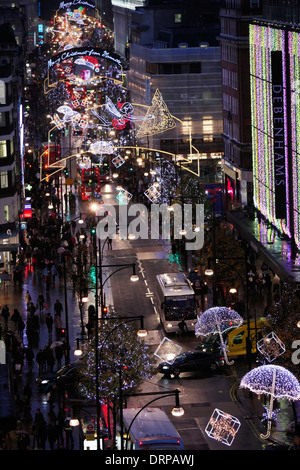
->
[122,407,183,441]
[157,273,194,296]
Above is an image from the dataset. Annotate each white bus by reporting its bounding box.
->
[156,272,198,334]
[120,407,184,450]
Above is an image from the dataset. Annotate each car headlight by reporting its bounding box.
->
[41,380,49,385]
[162,366,169,370]
[167,323,173,328]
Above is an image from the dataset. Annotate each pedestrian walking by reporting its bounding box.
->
[106,236,112,249]
[11,308,21,331]
[36,349,46,375]
[25,291,31,309]
[27,301,36,317]
[55,344,63,369]
[45,312,53,336]
[47,422,58,450]
[1,304,10,329]
[45,346,55,372]
[54,299,63,317]
[51,264,58,285]
[54,313,62,340]
[32,408,46,450]
[37,292,45,314]
[64,417,74,450]
[24,345,34,373]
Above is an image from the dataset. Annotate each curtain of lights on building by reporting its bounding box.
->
[249,24,291,241]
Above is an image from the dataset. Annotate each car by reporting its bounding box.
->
[157,350,225,378]
[36,363,81,393]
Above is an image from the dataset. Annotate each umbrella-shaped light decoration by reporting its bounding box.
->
[240,365,300,439]
[195,307,243,366]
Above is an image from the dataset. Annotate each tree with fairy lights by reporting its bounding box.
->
[77,311,154,441]
[263,281,300,379]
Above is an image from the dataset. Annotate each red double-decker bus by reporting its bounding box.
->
[78,166,101,201]
[42,142,61,170]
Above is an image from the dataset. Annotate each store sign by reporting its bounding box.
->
[271,50,287,219]
[23,203,32,218]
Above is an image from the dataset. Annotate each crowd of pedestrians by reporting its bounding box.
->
[0,173,86,450]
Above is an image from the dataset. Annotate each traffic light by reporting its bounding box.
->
[91,227,96,235]
[60,328,66,338]
[102,306,108,315]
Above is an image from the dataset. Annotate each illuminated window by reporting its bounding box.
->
[0,171,8,188]
[203,117,213,141]
[0,81,5,105]
[0,141,7,158]
[175,14,181,24]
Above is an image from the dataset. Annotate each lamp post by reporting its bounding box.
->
[57,247,70,364]
[123,389,184,450]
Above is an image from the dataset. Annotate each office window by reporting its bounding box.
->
[0,141,7,158]
[0,81,5,105]
[0,171,8,188]
[174,14,182,24]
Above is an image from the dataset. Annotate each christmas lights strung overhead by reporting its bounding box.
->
[195,307,243,366]
[136,89,176,138]
[240,364,300,439]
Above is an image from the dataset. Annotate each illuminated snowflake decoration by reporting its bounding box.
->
[153,337,182,364]
[112,155,125,168]
[116,188,132,205]
[261,406,281,424]
[144,185,161,203]
[205,409,241,446]
[257,332,286,363]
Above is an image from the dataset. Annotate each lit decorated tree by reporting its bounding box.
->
[263,281,300,379]
[77,312,153,439]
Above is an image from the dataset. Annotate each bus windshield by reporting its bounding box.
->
[165,296,196,320]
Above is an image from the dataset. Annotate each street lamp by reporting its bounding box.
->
[57,246,70,363]
[124,389,184,450]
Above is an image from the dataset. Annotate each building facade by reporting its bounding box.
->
[124,1,223,181]
[0,23,24,263]
[249,20,300,252]
[219,0,262,210]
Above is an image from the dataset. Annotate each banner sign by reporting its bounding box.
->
[271,50,287,219]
